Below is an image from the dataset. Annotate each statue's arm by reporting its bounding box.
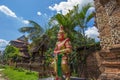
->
[64,40,72,53]
[54,39,72,54]
[59,40,72,54]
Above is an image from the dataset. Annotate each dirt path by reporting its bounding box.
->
[0,69,7,80]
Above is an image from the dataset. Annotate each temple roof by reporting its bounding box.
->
[10,35,29,44]
[17,35,28,41]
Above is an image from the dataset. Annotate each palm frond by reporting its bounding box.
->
[19,20,44,41]
[19,27,34,33]
[79,3,92,20]
[29,20,44,33]
[86,13,94,24]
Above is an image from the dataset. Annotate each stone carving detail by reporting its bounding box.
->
[111,28,120,45]
[95,0,120,50]
[94,0,102,9]
[104,0,117,16]
[100,36,112,50]
[95,0,120,79]
[109,16,120,28]
[96,14,109,31]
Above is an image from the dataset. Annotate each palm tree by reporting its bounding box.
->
[74,4,94,38]
[73,4,94,78]
[49,12,77,42]
[49,3,94,78]
[19,20,44,41]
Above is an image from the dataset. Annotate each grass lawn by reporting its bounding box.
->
[0,65,39,80]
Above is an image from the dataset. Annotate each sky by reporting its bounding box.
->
[0,0,99,51]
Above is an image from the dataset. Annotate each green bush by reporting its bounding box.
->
[2,66,38,80]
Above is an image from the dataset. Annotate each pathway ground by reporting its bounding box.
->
[0,69,7,80]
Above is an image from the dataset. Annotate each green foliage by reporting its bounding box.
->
[3,45,20,61]
[17,2,99,78]
[44,48,53,66]
[45,26,58,48]
[48,3,98,78]
[49,13,77,41]
[0,64,6,69]
[14,67,25,72]
[1,66,38,80]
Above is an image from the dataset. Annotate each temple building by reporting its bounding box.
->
[10,35,29,59]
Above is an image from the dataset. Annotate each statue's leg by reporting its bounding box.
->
[53,55,62,80]
[62,59,70,80]
[57,54,62,80]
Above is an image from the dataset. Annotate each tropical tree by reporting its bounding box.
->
[17,3,97,79]
[19,20,44,42]
[49,12,77,42]
[49,3,95,78]
[73,4,94,77]
[3,45,20,66]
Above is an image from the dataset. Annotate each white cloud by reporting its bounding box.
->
[0,5,17,18]
[49,0,94,15]
[37,11,42,16]
[85,26,100,42]
[0,5,29,25]
[18,17,29,25]
[22,20,29,25]
[0,39,9,51]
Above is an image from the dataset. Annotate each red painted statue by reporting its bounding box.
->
[52,25,72,80]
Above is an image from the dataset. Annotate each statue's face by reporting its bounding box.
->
[57,33,64,41]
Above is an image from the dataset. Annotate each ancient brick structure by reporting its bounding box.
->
[94,0,120,79]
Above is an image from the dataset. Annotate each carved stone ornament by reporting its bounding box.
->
[104,0,117,16]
